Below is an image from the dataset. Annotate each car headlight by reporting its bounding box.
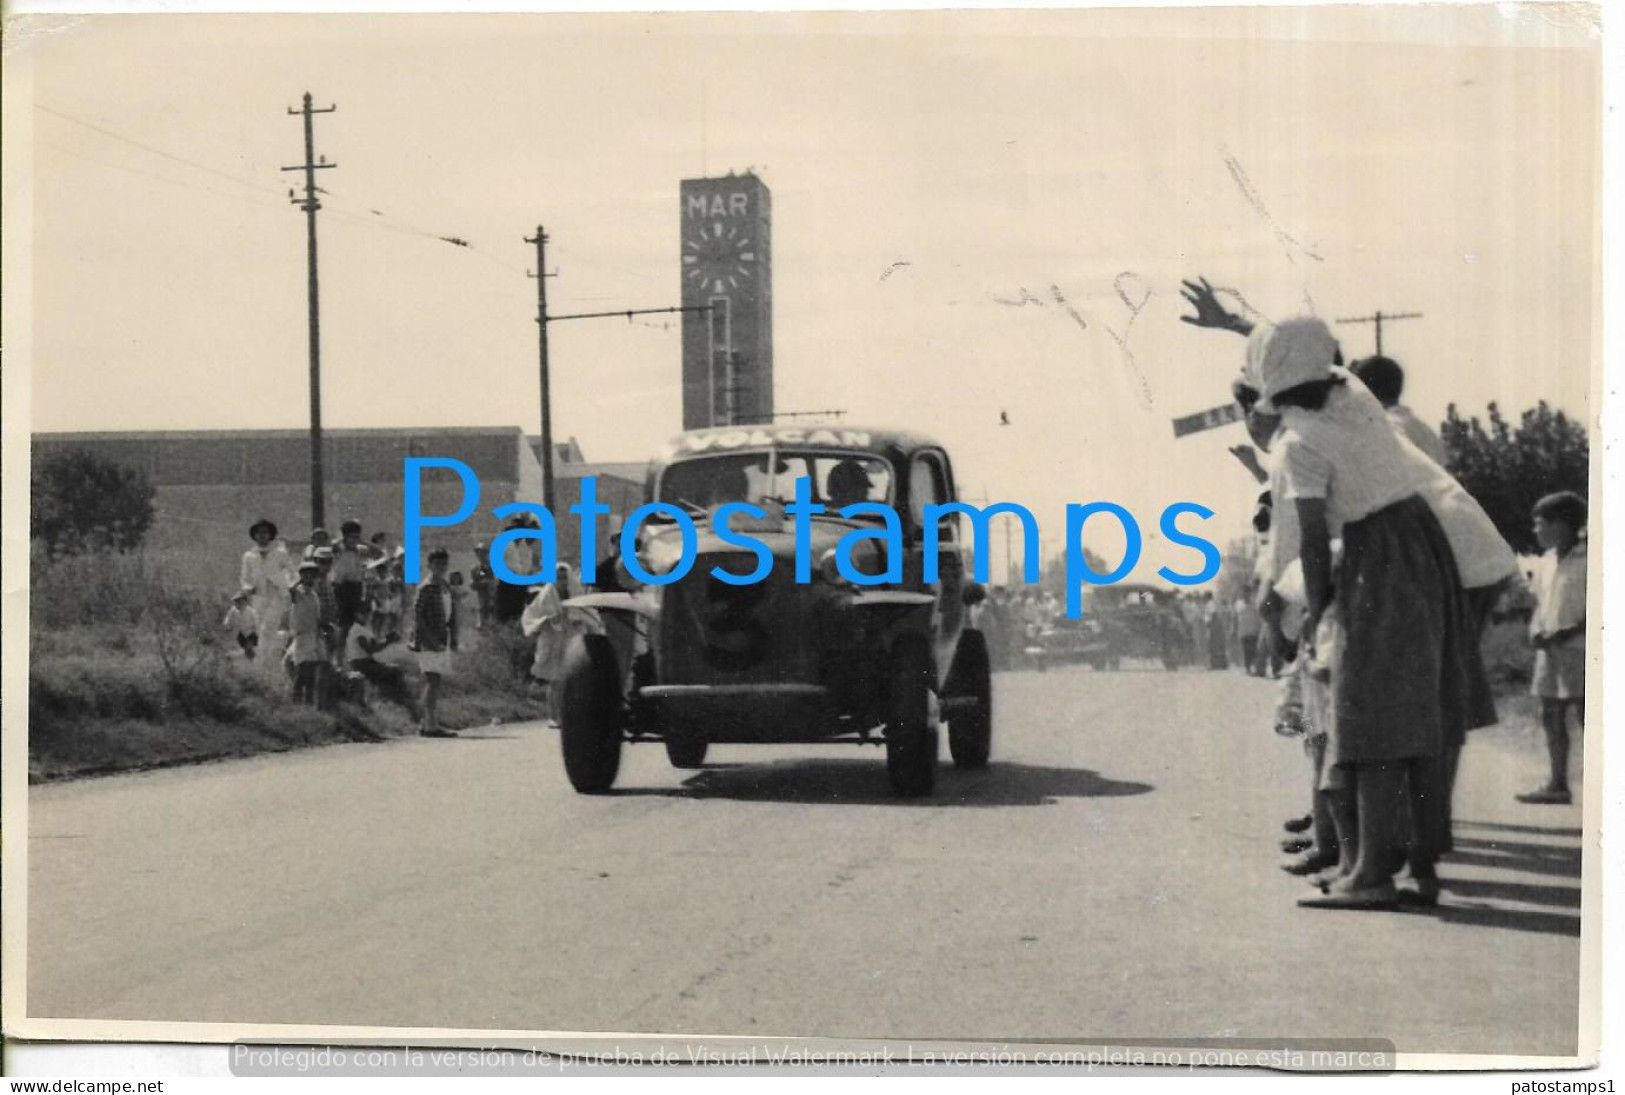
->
[817,547,853,588]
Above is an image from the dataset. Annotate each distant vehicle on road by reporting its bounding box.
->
[1092,583,1187,670]
[556,424,992,798]
[1024,615,1112,672]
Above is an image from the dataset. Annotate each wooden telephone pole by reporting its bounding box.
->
[1335,309,1422,356]
[527,226,713,511]
[283,92,337,530]
[525,227,557,513]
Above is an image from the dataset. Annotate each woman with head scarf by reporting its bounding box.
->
[521,562,576,723]
[1253,317,1492,909]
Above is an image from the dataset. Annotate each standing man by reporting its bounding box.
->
[411,546,460,738]
[470,541,496,631]
[1234,581,1263,676]
[331,519,373,668]
[1349,356,1449,466]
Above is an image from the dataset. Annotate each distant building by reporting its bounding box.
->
[32,427,647,590]
[680,172,774,429]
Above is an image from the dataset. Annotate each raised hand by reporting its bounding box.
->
[1227,444,1268,484]
[1179,276,1251,335]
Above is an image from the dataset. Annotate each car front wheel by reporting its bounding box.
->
[885,636,937,797]
[560,634,624,793]
[947,631,992,769]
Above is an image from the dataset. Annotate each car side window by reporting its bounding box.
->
[909,453,955,541]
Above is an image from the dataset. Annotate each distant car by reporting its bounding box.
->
[556,424,993,797]
[1093,583,1187,670]
[1028,615,1113,671]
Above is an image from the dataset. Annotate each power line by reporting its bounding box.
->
[36,102,286,197]
[38,101,526,277]
[35,140,291,216]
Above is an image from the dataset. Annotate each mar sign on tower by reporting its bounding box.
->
[680,173,773,430]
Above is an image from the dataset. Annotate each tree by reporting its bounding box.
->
[31,448,157,559]
[1440,400,1589,556]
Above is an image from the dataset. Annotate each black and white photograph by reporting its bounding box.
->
[0,1,1611,1080]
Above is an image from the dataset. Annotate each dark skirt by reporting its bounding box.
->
[1328,494,1495,769]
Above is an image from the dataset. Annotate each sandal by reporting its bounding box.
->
[1515,787,1572,805]
[1298,882,1399,910]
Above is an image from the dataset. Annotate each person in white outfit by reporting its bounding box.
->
[241,518,294,668]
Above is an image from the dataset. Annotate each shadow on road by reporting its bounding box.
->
[1454,819,1583,840]
[1445,837,1582,880]
[1440,876,1580,909]
[609,759,1154,807]
[1426,903,1580,938]
[1420,821,1584,937]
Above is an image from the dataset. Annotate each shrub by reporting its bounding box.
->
[30,550,156,631]
[31,447,157,559]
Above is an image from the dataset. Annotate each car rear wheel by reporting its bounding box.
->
[947,631,992,769]
[665,736,708,768]
[885,636,937,797]
[560,634,624,794]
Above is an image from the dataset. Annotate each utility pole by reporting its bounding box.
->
[1335,309,1422,357]
[525,227,557,513]
[283,92,337,531]
[527,229,713,507]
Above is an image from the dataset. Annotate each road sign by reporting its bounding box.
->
[1171,402,1244,438]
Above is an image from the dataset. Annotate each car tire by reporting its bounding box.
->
[947,631,992,770]
[560,633,624,794]
[665,736,708,769]
[885,636,937,797]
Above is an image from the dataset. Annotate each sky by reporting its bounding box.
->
[9,5,1602,578]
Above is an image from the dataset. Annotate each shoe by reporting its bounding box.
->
[420,728,458,738]
[1396,879,1441,908]
[1298,883,1399,910]
[1280,836,1313,855]
[1515,787,1572,805]
[1283,815,1313,834]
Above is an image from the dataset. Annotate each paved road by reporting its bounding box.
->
[27,666,1582,1055]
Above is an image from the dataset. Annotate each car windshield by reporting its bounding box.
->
[658,451,893,512]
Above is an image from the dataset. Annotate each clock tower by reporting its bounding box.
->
[680,173,773,429]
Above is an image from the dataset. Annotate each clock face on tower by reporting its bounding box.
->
[683,220,757,296]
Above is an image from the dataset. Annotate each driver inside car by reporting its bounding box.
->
[824,458,873,509]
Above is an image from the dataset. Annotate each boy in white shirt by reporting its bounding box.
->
[223,586,259,659]
[1518,491,1588,805]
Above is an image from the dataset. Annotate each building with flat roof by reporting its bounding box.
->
[32,427,648,591]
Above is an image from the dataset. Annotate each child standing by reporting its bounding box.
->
[287,560,325,706]
[223,586,260,660]
[1518,491,1588,805]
